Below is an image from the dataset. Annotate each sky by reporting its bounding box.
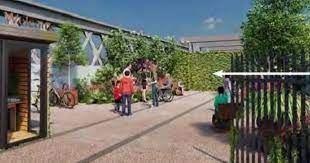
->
[32,0,252,39]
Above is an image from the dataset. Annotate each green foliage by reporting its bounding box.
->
[52,23,87,67]
[92,63,121,84]
[132,91,152,103]
[78,30,179,104]
[242,0,310,62]
[74,78,90,103]
[104,29,134,70]
[149,36,175,74]
[132,35,151,60]
[249,91,310,125]
[103,30,178,75]
[76,29,232,104]
[268,137,285,163]
[173,52,233,91]
[229,127,240,163]
[87,91,113,104]
[291,148,299,163]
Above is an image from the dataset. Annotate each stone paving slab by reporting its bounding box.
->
[0,91,229,163]
[51,91,200,135]
[95,93,229,163]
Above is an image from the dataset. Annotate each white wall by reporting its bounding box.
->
[50,65,100,88]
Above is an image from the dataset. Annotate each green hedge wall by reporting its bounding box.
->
[172,51,234,91]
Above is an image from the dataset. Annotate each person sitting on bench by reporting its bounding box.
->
[214,86,228,114]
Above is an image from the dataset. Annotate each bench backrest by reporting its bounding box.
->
[218,103,241,119]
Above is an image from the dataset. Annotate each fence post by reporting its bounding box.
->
[262,51,268,162]
[240,53,245,163]
[284,53,292,162]
[250,53,256,163]
[300,50,307,163]
[257,67,262,163]
[292,51,298,162]
[231,53,236,163]
[244,52,250,163]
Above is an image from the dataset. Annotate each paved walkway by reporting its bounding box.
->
[0,91,229,163]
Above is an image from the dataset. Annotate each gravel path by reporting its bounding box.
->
[0,91,229,163]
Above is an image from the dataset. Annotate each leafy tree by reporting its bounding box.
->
[149,36,166,74]
[52,23,87,66]
[164,38,178,74]
[132,35,151,60]
[241,0,310,70]
[52,23,87,88]
[104,29,133,71]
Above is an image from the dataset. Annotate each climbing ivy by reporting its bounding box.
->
[173,51,234,91]
[77,29,234,103]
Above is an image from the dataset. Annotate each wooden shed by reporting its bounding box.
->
[0,25,57,148]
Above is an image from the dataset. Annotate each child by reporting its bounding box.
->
[178,81,184,96]
[120,70,134,116]
[214,86,228,114]
[113,80,121,112]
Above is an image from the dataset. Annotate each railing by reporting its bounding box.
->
[231,51,309,162]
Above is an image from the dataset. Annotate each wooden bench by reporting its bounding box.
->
[217,103,241,120]
[212,103,241,129]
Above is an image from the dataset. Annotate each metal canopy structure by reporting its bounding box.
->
[0,0,125,35]
[0,25,58,43]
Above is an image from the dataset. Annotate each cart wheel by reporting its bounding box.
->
[163,90,174,102]
[63,92,76,109]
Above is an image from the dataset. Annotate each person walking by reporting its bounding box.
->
[120,70,134,116]
[149,61,159,107]
[224,75,231,103]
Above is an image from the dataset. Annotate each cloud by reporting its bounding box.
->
[203,17,223,30]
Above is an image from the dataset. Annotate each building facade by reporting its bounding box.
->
[181,35,242,52]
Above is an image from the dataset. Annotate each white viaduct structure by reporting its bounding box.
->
[0,0,188,66]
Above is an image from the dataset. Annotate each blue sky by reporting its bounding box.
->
[33,0,252,39]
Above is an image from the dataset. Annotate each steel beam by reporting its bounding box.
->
[0,0,188,50]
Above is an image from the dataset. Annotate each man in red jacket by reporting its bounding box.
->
[120,70,134,116]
